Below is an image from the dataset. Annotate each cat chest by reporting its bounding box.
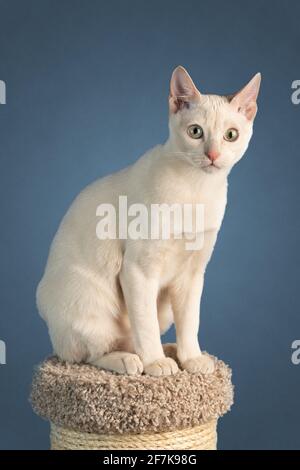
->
[158,231,217,288]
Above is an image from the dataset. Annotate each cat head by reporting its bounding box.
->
[168,66,261,173]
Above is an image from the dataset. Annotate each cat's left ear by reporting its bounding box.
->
[230,73,261,120]
[169,66,201,113]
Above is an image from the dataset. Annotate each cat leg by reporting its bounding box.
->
[39,267,143,376]
[170,271,214,374]
[169,230,218,374]
[157,292,179,362]
[157,289,174,334]
[91,351,143,375]
[120,258,178,377]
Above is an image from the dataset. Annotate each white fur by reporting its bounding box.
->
[37,67,260,376]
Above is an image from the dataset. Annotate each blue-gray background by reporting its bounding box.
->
[0,0,299,450]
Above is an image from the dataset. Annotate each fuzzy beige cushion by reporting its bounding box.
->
[31,353,233,434]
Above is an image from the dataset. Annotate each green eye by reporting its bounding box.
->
[187,124,203,139]
[224,128,239,142]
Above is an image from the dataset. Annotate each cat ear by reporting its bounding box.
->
[169,66,201,113]
[230,73,261,120]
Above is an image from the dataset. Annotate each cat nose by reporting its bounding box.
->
[205,150,220,162]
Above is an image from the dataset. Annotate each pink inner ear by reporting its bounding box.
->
[169,96,181,113]
[231,96,258,120]
[169,95,192,113]
[230,73,261,120]
[169,66,201,113]
[244,101,258,120]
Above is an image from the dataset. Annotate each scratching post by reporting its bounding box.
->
[31,353,233,450]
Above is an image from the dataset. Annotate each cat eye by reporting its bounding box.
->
[224,128,239,142]
[187,124,203,139]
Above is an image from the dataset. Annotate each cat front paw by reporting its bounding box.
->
[182,354,215,374]
[144,357,179,377]
[121,354,144,375]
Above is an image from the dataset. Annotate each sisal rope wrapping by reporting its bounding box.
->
[50,420,217,450]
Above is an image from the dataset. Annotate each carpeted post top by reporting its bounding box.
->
[31,353,234,435]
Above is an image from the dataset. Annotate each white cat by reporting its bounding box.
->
[36,66,261,376]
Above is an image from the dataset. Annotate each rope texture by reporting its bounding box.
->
[50,420,217,450]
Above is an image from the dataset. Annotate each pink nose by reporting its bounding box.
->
[206,150,220,162]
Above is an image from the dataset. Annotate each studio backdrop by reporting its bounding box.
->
[0,0,299,450]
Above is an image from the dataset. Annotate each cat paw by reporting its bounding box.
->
[182,355,215,374]
[94,352,143,375]
[121,354,144,375]
[144,357,179,377]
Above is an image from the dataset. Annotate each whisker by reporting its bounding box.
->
[164,151,208,168]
